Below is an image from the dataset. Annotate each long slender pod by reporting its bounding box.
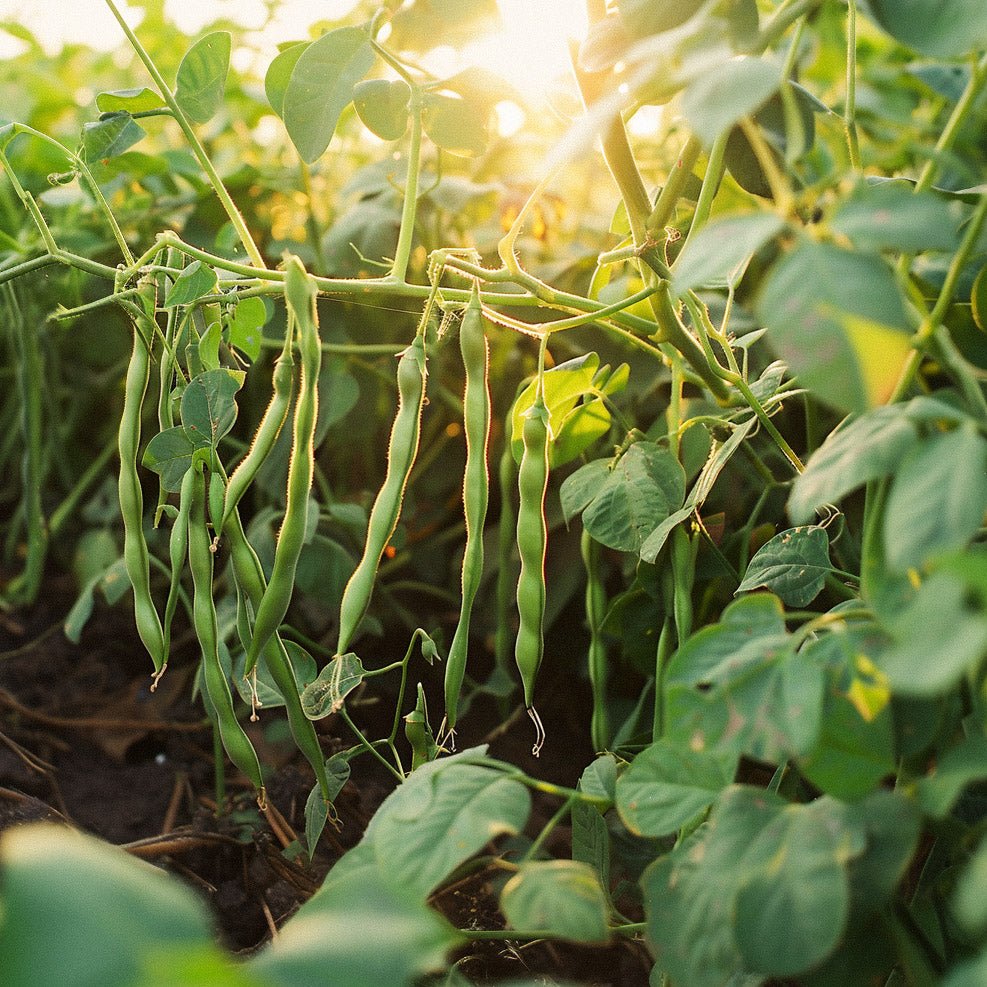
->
[225,508,332,802]
[221,323,295,534]
[443,283,491,735]
[118,284,166,678]
[242,256,321,676]
[161,465,194,669]
[188,463,266,802]
[336,319,428,656]
[581,529,609,752]
[515,389,550,756]
[492,439,518,683]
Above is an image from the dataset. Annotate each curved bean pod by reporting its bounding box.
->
[243,257,321,676]
[444,284,491,734]
[515,393,550,737]
[188,464,265,799]
[336,331,427,655]
[161,465,195,671]
[118,288,165,674]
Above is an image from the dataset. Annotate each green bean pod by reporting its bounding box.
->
[581,529,609,752]
[118,290,166,673]
[220,330,294,535]
[188,464,265,798]
[444,285,491,733]
[336,332,427,655]
[161,466,195,671]
[515,394,550,712]
[492,439,518,680]
[224,507,332,802]
[243,257,321,676]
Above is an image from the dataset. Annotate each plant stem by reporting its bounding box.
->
[102,0,265,268]
[843,0,862,170]
[389,93,423,284]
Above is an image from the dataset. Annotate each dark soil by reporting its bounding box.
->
[0,577,652,985]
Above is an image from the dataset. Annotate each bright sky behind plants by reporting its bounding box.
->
[0,0,589,105]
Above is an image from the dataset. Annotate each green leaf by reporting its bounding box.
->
[227,296,268,362]
[363,752,531,898]
[95,87,166,114]
[736,525,831,607]
[300,653,366,719]
[578,754,619,804]
[943,949,987,987]
[665,595,825,761]
[81,114,146,160]
[953,833,987,936]
[264,41,309,118]
[733,799,853,977]
[563,443,685,554]
[422,92,489,158]
[304,755,350,860]
[757,240,913,414]
[619,0,705,38]
[571,800,610,894]
[788,405,919,524]
[616,738,737,837]
[830,181,962,253]
[799,685,896,801]
[232,640,317,709]
[142,426,198,491]
[175,31,231,124]
[681,57,781,145]
[500,861,610,944]
[353,79,411,141]
[283,27,374,164]
[180,369,244,451]
[877,571,987,696]
[859,0,987,58]
[164,260,219,308]
[883,425,987,572]
[914,735,987,818]
[672,212,785,295]
[0,824,215,986]
[248,866,460,987]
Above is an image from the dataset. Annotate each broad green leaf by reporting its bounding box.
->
[81,114,146,160]
[736,525,831,607]
[437,66,518,110]
[665,595,825,761]
[248,866,460,987]
[733,799,853,977]
[164,260,219,308]
[578,754,619,804]
[571,800,610,894]
[757,240,913,414]
[672,212,785,295]
[353,79,411,141]
[283,27,375,164]
[422,92,489,158]
[227,296,268,362]
[681,57,781,145]
[233,640,317,709]
[877,571,987,696]
[142,426,198,491]
[264,41,309,118]
[830,181,962,253]
[560,460,609,523]
[643,787,787,986]
[566,443,686,553]
[180,369,244,451]
[198,320,222,372]
[95,87,166,114]
[859,0,987,58]
[943,950,987,987]
[788,405,919,524]
[304,755,350,860]
[883,425,987,571]
[953,834,987,935]
[914,735,987,818]
[0,824,214,987]
[619,0,705,38]
[301,653,366,719]
[616,738,737,837]
[175,31,231,124]
[799,686,896,801]
[500,861,610,944]
[386,0,502,52]
[139,946,259,987]
[364,754,531,898]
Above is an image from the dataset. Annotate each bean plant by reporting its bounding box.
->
[2,0,987,984]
